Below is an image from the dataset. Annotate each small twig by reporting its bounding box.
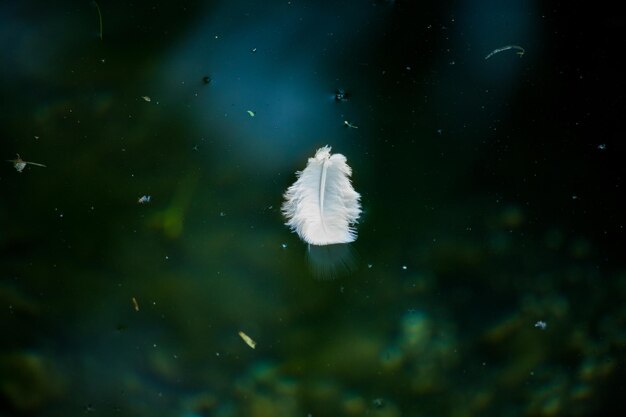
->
[485,45,525,60]
[94,1,103,41]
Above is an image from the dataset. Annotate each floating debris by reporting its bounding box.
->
[597,143,606,150]
[534,320,547,330]
[372,398,385,409]
[344,120,358,129]
[485,45,525,60]
[6,154,46,173]
[238,331,256,349]
[202,75,211,85]
[141,96,151,102]
[10,159,26,173]
[138,195,151,204]
[132,297,140,311]
[251,47,257,53]
[247,110,255,117]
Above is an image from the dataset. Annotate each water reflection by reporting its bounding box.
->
[306,243,357,279]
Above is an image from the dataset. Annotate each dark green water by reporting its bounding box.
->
[1,1,625,416]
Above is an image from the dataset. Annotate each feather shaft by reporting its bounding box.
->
[319,158,328,235]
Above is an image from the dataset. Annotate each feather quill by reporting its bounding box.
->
[282,146,361,245]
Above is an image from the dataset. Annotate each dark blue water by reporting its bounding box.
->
[1,1,624,416]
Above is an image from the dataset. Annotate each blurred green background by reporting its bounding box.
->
[1,1,625,416]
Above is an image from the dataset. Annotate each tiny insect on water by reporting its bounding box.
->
[335,88,349,102]
[6,154,47,173]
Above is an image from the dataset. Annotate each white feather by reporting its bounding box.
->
[282,146,361,245]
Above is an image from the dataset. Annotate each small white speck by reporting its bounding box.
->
[402,265,407,270]
[281,243,288,249]
[597,144,606,150]
[534,320,547,330]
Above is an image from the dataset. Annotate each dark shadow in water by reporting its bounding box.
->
[306,243,357,280]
